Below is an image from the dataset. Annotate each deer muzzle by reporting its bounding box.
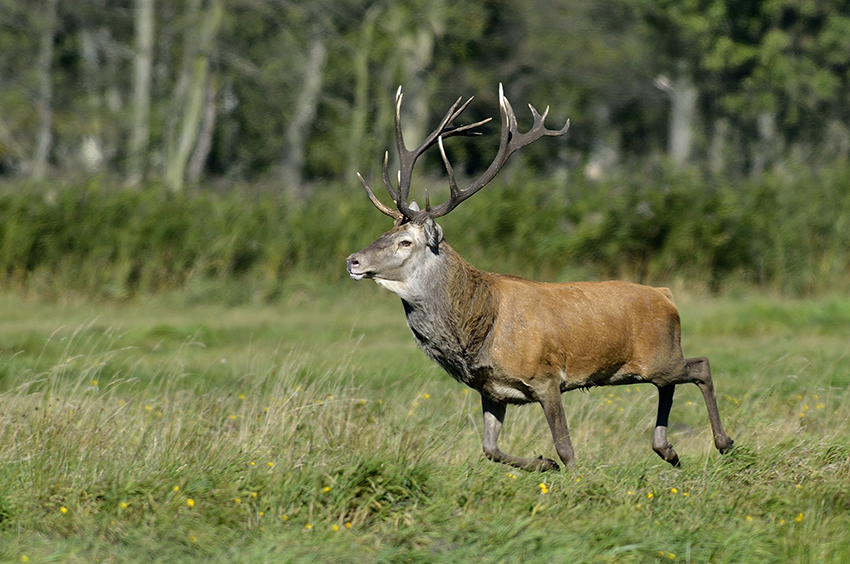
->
[346,253,371,281]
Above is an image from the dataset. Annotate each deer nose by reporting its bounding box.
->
[346,254,360,270]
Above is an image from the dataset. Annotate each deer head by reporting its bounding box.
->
[347,85,570,296]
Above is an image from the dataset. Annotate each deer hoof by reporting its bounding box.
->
[717,436,735,454]
[534,456,560,472]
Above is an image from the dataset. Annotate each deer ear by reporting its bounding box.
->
[423,218,443,249]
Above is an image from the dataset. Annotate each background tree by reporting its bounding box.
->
[127,0,155,186]
[1,0,850,185]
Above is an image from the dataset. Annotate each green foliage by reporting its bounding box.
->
[3,166,850,299]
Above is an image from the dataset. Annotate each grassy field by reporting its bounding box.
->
[0,283,849,563]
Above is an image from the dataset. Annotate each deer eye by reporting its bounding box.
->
[399,240,412,248]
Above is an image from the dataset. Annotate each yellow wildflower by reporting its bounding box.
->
[187,499,195,508]
[60,507,68,514]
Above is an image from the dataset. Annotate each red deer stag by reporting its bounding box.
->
[346,85,734,471]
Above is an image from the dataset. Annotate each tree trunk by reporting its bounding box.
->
[280,27,328,199]
[395,2,445,156]
[584,102,620,180]
[751,111,780,177]
[667,74,697,167]
[165,0,223,193]
[78,29,105,173]
[32,0,58,181]
[378,2,445,181]
[346,6,379,184]
[656,72,697,168]
[127,0,155,186]
[708,118,730,175]
[655,68,697,169]
[187,72,218,183]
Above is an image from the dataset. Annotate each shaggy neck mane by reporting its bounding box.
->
[401,241,497,385]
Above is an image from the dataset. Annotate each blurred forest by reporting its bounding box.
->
[1,0,850,298]
[2,0,850,187]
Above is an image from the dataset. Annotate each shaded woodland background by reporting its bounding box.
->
[2,0,850,297]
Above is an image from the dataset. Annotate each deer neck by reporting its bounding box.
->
[399,242,497,384]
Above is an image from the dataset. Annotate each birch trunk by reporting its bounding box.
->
[751,111,780,177]
[280,28,327,198]
[187,73,218,183]
[127,0,155,186]
[667,74,697,168]
[346,7,379,183]
[32,0,58,181]
[165,0,223,193]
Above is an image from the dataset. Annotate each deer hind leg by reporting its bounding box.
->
[686,357,734,454]
[481,394,561,472]
[653,384,681,467]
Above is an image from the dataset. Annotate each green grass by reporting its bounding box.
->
[1,285,849,563]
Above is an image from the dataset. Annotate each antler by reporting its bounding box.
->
[357,84,569,224]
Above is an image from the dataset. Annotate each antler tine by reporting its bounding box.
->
[393,88,490,221]
[381,151,400,204]
[424,83,570,220]
[436,135,462,203]
[357,172,403,223]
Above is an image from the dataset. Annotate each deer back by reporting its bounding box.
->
[485,278,687,396]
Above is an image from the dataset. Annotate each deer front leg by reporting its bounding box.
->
[538,385,576,468]
[653,384,681,467]
[481,394,560,472]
